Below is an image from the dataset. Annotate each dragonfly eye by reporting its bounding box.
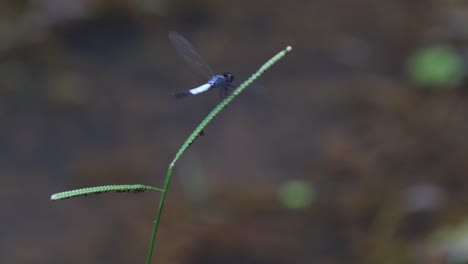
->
[223,72,234,83]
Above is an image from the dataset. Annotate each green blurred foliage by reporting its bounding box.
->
[279,180,314,209]
[407,45,465,88]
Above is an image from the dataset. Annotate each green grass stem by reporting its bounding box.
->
[145,45,292,264]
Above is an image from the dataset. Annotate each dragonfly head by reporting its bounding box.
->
[223,72,234,83]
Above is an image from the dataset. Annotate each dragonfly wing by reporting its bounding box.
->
[169,32,215,79]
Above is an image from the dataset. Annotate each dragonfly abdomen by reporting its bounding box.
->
[174,83,212,98]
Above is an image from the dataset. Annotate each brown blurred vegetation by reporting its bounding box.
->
[1,0,468,263]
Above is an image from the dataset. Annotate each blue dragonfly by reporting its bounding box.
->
[169,32,234,99]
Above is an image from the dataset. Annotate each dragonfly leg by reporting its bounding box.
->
[219,86,231,98]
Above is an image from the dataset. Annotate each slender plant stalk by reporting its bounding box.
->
[145,45,292,264]
[50,184,163,200]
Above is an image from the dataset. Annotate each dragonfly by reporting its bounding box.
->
[169,32,235,99]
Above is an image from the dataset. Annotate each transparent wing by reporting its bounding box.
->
[169,32,214,79]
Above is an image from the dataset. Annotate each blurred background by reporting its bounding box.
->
[2,0,468,263]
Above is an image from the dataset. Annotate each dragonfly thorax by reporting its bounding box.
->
[208,72,234,88]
